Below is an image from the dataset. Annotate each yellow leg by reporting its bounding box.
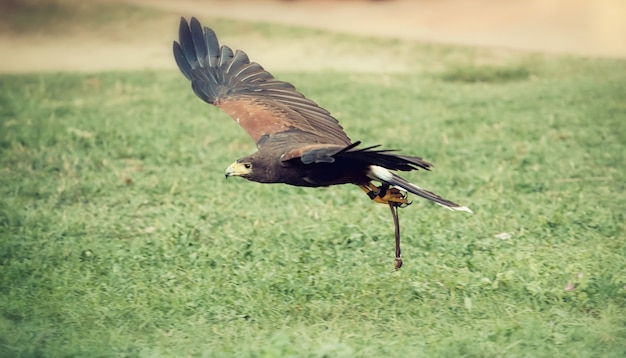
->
[358,183,410,207]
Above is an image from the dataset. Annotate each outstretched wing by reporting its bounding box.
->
[173,17,351,148]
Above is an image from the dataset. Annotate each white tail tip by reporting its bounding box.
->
[437,202,472,213]
[451,205,473,214]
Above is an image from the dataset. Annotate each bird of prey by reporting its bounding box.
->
[173,17,471,270]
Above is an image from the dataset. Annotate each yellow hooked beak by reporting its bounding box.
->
[225,161,251,178]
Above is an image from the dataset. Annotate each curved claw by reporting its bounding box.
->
[359,183,411,207]
[379,187,410,207]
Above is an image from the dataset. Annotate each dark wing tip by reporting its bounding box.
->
[189,17,208,61]
[177,17,198,68]
[173,41,192,80]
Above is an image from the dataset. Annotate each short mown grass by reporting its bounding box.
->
[1,7,626,358]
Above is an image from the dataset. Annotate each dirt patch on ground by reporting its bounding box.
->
[0,0,624,74]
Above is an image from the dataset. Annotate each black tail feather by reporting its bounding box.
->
[337,145,432,172]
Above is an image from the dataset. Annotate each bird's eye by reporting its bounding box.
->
[244,163,252,169]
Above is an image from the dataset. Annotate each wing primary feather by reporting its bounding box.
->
[203,27,220,67]
[173,42,192,80]
[189,17,207,66]
[218,46,234,67]
[178,17,198,69]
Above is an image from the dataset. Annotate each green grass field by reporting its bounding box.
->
[1,3,626,357]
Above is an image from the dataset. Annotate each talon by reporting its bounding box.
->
[359,183,410,207]
[377,187,410,207]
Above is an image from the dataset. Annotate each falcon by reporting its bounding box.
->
[173,17,471,270]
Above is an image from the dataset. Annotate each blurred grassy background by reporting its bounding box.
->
[1,1,625,357]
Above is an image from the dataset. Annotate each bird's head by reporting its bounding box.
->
[225,159,253,179]
[224,153,280,183]
[225,149,285,184]
[224,155,277,183]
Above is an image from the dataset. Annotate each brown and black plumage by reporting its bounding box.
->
[173,17,471,269]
